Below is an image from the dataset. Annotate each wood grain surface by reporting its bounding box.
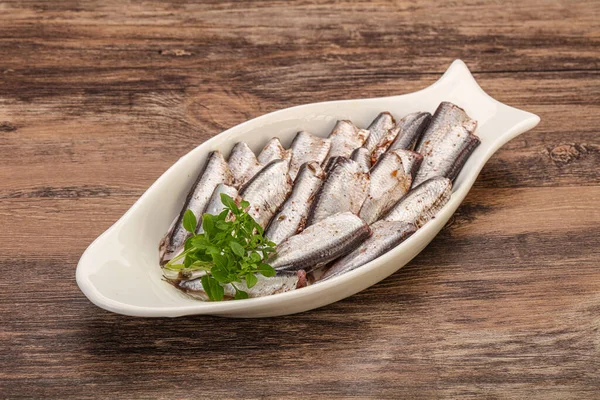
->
[1,0,599,398]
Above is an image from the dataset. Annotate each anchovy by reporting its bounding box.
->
[197,183,239,234]
[371,111,431,164]
[228,142,263,188]
[358,151,413,225]
[240,159,293,229]
[306,157,370,226]
[268,212,371,273]
[265,162,326,245]
[288,131,331,180]
[363,112,396,154]
[168,270,307,300]
[323,120,369,165]
[418,102,477,153]
[384,176,452,228]
[350,147,372,172]
[321,220,417,280]
[413,102,479,186]
[159,151,233,265]
[257,137,292,165]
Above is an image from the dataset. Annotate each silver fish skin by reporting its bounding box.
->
[417,102,476,154]
[265,162,326,245]
[413,127,480,186]
[323,155,341,174]
[197,183,239,234]
[321,220,417,280]
[159,151,233,265]
[240,159,293,229]
[384,176,452,228]
[306,157,370,227]
[170,270,307,300]
[268,212,372,273]
[413,103,479,186]
[288,131,331,180]
[228,142,263,188]
[375,111,431,154]
[358,151,413,225]
[323,120,369,165]
[350,147,372,172]
[257,137,292,165]
[363,112,396,154]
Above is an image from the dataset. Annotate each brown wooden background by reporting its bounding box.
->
[1,0,599,398]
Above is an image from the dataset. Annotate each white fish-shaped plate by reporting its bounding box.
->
[76,60,540,318]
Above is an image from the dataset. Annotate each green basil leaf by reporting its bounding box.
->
[234,289,248,300]
[220,193,237,210]
[250,251,262,263]
[206,245,221,255]
[254,224,264,236]
[212,253,227,270]
[201,275,224,301]
[190,261,211,270]
[230,241,245,257]
[249,252,262,263]
[216,221,230,230]
[257,263,276,277]
[218,209,229,220]
[245,273,258,288]
[202,213,215,236]
[182,209,197,233]
[211,265,229,283]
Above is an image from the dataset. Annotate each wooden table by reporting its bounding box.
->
[1,1,599,398]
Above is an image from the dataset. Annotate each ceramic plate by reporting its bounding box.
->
[76,60,540,317]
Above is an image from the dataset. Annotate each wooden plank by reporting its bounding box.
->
[0,0,598,74]
[0,73,598,189]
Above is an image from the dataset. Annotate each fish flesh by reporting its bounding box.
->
[288,131,331,180]
[228,142,263,188]
[306,157,370,226]
[384,176,452,228]
[197,183,239,234]
[350,147,372,172]
[168,270,307,300]
[391,149,423,185]
[321,220,417,280]
[413,102,479,186]
[159,151,233,265]
[363,112,396,154]
[268,212,371,273]
[371,111,431,163]
[265,162,326,245]
[257,137,292,165]
[240,159,293,229]
[358,151,413,225]
[324,120,369,165]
